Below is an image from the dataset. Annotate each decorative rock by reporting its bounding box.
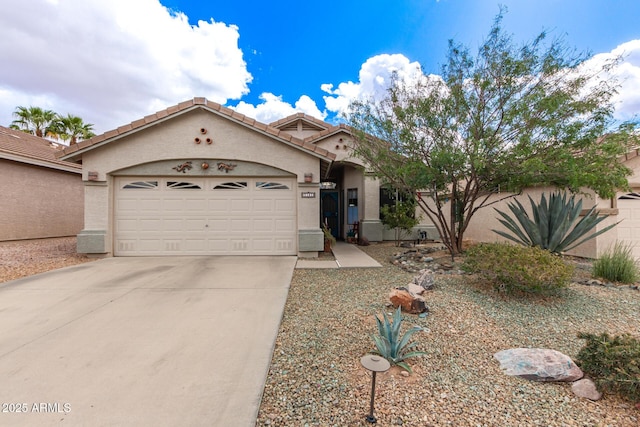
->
[494,348,584,382]
[389,288,427,314]
[413,269,435,290]
[571,378,602,401]
[407,283,426,296]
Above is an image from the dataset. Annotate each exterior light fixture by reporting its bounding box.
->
[360,354,390,424]
[304,173,313,183]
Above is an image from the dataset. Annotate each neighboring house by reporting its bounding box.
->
[458,147,640,259]
[0,125,83,241]
[58,97,421,257]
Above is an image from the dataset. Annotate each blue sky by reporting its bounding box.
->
[163,0,640,110]
[1,0,639,134]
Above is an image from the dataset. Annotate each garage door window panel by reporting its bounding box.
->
[213,182,247,190]
[122,181,158,189]
[167,181,202,190]
[256,182,289,190]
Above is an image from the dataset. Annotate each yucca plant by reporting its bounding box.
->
[493,192,617,254]
[372,307,425,372]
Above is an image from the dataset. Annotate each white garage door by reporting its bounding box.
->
[617,193,640,260]
[115,177,296,256]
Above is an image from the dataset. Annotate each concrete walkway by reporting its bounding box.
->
[0,256,296,427]
[295,242,381,269]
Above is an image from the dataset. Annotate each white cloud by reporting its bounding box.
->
[323,46,640,124]
[0,0,251,133]
[322,54,424,117]
[231,93,326,124]
[604,40,640,121]
[576,40,640,123]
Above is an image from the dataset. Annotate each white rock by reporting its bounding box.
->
[571,378,602,400]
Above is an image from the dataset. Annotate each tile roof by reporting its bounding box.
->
[302,124,353,144]
[269,113,332,131]
[57,97,336,162]
[0,125,81,173]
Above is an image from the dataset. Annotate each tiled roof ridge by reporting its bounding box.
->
[58,97,336,161]
[269,112,332,130]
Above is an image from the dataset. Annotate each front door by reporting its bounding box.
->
[321,190,340,239]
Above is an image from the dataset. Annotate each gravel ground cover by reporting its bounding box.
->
[257,243,640,426]
[0,237,95,283]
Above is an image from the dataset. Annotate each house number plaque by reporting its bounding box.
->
[301,192,316,198]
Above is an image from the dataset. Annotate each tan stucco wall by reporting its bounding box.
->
[78,109,324,254]
[426,186,617,258]
[314,133,364,166]
[0,159,83,241]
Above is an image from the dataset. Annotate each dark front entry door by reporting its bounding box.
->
[321,190,340,239]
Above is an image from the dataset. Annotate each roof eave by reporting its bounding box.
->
[0,151,82,174]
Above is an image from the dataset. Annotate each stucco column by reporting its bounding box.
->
[76,181,110,255]
[297,181,324,257]
[360,172,383,241]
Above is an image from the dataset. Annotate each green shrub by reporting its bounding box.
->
[592,242,639,284]
[463,242,574,294]
[576,332,640,402]
[372,307,425,373]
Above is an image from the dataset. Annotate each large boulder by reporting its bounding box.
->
[389,288,427,314]
[494,348,584,382]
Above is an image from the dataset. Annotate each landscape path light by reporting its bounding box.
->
[360,354,390,424]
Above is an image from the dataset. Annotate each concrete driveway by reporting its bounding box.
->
[0,256,296,426]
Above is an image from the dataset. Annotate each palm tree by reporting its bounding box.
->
[54,114,95,145]
[10,106,59,138]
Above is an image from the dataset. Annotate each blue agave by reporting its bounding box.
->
[372,307,425,373]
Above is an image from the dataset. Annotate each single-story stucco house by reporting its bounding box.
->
[57,97,638,259]
[58,97,427,257]
[0,125,84,241]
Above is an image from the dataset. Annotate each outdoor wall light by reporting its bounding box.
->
[360,354,390,424]
[304,173,313,183]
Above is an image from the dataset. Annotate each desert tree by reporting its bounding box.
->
[347,12,637,257]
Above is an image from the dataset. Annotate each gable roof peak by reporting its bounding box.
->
[269,113,332,131]
[57,97,336,162]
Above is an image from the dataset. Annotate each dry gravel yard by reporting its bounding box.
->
[0,237,95,283]
[257,243,640,427]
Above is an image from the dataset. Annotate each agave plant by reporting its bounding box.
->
[372,307,425,372]
[493,192,617,254]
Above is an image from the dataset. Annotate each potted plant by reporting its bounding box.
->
[322,225,336,253]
